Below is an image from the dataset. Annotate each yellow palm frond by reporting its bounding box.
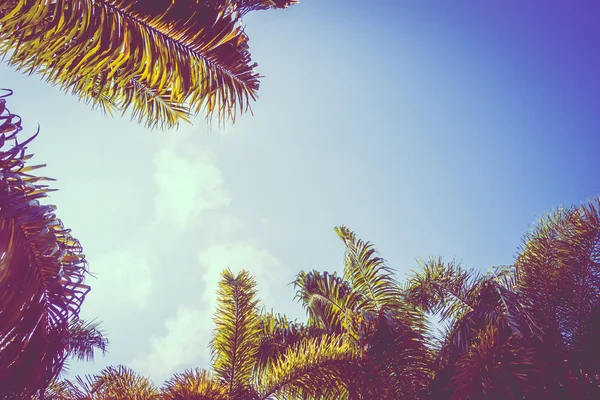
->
[0,90,90,398]
[255,334,358,400]
[211,269,261,398]
[0,0,299,129]
[335,226,405,312]
[77,365,160,400]
[293,270,364,337]
[161,368,228,400]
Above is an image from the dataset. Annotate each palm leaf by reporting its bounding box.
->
[335,226,405,312]
[256,311,324,375]
[255,334,359,400]
[66,318,108,362]
[0,89,90,397]
[210,269,262,398]
[161,368,228,400]
[514,198,600,397]
[293,269,365,337]
[0,0,299,129]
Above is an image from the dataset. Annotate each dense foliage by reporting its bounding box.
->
[29,198,600,399]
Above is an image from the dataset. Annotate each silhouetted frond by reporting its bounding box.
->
[0,90,89,397]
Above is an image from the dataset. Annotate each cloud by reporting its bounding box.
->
[197,242,283,311]
[83,251,153,312]
[134,242,282,381]
[152,147,230,231]
[132,306,210,382]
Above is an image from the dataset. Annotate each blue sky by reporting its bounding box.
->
[1,0,598,383]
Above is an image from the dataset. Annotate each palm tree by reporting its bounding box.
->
[51,269,358,400]
[44,365,161,400]
[404,198,600,399]
[0,0,299,129]
[513,198,600,398]
[404,259,543,399]
[293,226,435,399]
[0,89,97,397]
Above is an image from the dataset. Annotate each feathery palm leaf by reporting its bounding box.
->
[256,334,359,400]
[211,269,262,399]
[71,365,160,400]
[161,368,228,400]
[0,89,90,397]
[66,318,108,362]
[335,226,404,311]
[256,311,324,375]
[293,270,364,336]
[514,198,600,397]
[0,0,299,129]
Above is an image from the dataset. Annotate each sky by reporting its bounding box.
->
[1,0,599,384]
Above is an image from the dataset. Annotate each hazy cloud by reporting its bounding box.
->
[84,251,153,312]
[135,242,282,380]
[153,147,230,231]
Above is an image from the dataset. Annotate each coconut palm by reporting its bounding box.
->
[50,269,357,400]
[0,89,94,397]
[0,0,299,129]
[293,226,435,399]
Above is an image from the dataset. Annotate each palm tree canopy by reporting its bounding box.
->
[514,198,600,397]
[0,0,300,129]
[0,90,90,398]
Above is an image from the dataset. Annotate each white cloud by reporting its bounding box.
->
[134,242,282,380]
[153,147,230,231]
[84,251,153,312]
[132,306,210,382]
[197,242,283,311]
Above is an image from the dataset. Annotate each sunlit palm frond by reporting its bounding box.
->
[293,270,364,336]
[80,365,160,400]
[255,334,359,400]
[161,368,228,400]
[0,90,90,397]
[335,226,404,312]
[404,257,479,323]
[211,269,262,398]
[0,0,299,129]
[257,311,324,375]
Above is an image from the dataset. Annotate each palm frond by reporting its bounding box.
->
[161,368,228,400]
[0,89,90,397]
[211,269,262,398]
[447,326,539,400]
[82,365,160,400]
[0,0,299,129]
[293,270,364,337]
[256,311,324,375]
[514,198,600,397]
[404,257,479,322]
[66,318,108,362]
[335,226,404,312]
[255,334,359,400]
